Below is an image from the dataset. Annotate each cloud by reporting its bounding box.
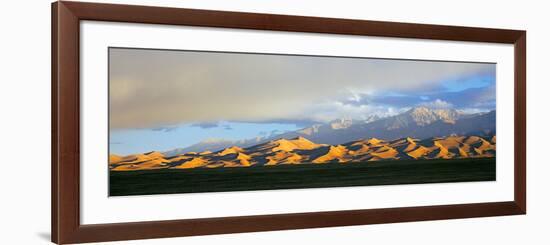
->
[189,122,234,130]
[109,48,495,129]
[344,93,419,107]
[428,85,496,109]
[151,126,178,132]
[248,118,319,128]
[190,122,219,129]
[418,99,454,109]
[343,85,495,111]
[296,101,404,123]
[270,129,284,136]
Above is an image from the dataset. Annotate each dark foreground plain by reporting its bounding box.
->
[109,157,496,196]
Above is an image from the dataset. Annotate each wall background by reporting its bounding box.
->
[0,0,546,244]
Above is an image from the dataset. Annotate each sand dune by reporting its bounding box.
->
[312,145,349,163]
[265,151,303,165]
[207,152,253,167]
[406,145,432,159]
[110,151,169,171]
[370,145,399,160]
[367,138,383,145]
[109,154,123,164]
[218,146,245,156]
[171,157,208,169]
[109,134,496,171]
[250,136,323,153]
[272,136,321,152]
[346,142,371,155]
[199,150,213,155]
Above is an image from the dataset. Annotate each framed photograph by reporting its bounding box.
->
[52,1,526,244]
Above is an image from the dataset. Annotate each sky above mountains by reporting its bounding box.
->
[109,48,496,155]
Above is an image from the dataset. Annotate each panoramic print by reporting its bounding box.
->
[108,48,496,196]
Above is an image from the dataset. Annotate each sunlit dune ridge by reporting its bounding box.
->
[109,135,496,171]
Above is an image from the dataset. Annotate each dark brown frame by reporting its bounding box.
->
[52,1,526,244]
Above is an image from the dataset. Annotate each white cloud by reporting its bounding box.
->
[294,101,401,123]
[418,99,454,109]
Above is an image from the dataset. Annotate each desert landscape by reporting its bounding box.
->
[110,134,495,171]
[108,48,497,196]
[109,107,496,196]
[109,107,496,171]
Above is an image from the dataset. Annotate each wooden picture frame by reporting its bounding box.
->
[51,1,526,244]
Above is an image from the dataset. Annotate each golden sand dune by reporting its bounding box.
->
[435,136,464,149]
[312,145,349,163]
[370,145,399,160]
[347,143,371,155]
[171,157,208,169]
[402,137,419,152]
[406,145,432,159]
[388,137,418,153]
[199,150,213,155]
[367,138,383,146]
[210,152,252,167]
[430,142,454,159]
[233,152,252,166]
[265,151,303,165]
[109,154,123,164]
[167,154,193,163]
[110,151,169,171]
[251,136,323,153]
[109,134,496,171]
[218,146,245,156]
[272,137,321,152]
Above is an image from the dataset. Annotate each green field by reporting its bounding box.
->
[109,157,496,196]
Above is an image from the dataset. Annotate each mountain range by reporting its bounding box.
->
[164,107,495,157]
[109,134,496,171]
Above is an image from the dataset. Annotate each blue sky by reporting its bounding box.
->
[350,73,496,111]
[109,48,496,155]
[110,122,301,155]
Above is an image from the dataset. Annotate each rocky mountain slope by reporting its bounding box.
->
[165,107,495,156]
